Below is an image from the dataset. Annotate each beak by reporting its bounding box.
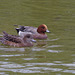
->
[46,29,51,33]
[31,39,36,43]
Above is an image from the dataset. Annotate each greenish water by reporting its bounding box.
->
[0,0,75,75]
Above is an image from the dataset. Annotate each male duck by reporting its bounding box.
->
[0,31,36,47]
[15,24,50,39]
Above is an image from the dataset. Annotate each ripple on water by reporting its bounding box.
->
[23,58,37,60]
[47,50,63,53]
[0,72,8,75]
[0,34,3,36]
[32,47,45,51]
[47,38,60,41]
[62,70,75,74]
[0,62,75,74]
[0,61,25,69]
[0,48,25,52]
[0,54,24,57]
[48,45,63,48]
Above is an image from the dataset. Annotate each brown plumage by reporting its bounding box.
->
[0,31,36,47]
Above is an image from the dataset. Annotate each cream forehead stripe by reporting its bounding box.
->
[43,24,48,29]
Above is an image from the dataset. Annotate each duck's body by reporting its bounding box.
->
[18,31,48,39]
[0,31,36,47]
[15,24,50,39]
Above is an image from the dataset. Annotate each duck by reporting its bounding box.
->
[0,31,36,47]
[15,24,51,39]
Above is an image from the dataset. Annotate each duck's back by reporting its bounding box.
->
[23,26,38,34]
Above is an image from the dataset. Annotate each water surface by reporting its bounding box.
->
[0,0,75,75]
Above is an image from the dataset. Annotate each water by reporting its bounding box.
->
[0,0,75,75]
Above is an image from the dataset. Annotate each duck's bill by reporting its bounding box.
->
[46,29,51,33]
[31,39,36,43]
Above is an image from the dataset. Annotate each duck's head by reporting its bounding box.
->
[37,24,50,34]
[23,34,36,43]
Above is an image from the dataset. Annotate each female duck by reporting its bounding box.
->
[15,24,50,39]
[0,31,36,47]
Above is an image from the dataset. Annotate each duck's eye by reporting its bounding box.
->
[42,27,45,29]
